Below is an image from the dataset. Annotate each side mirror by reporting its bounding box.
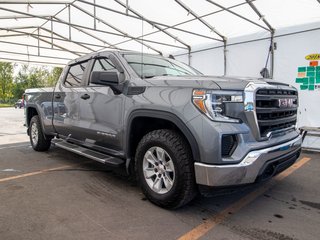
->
[90,71,119,86]
[90,71,124,95]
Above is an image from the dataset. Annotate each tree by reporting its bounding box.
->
[13,65,46,100]
[0,62,14,102]
[28,67,49,88]
[11,64,64,100]
[47,67,63,87]
[12,81,26,101]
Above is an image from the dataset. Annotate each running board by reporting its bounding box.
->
[52,139,124,166]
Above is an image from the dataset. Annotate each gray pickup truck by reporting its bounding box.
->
[25,51,302,209]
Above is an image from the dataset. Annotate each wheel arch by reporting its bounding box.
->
[126,110,200,171]
[26,105,39,127]
[26,105,46,137]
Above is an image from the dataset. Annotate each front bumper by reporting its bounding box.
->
[194,135,302,187]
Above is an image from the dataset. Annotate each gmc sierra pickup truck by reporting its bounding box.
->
[25,51,302,209]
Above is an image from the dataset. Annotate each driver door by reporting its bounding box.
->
[76,55,125,155]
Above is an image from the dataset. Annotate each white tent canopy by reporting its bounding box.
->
[0,0,319,67]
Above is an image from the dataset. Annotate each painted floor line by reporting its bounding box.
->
[0,164,73,183]
[177,157,312,240]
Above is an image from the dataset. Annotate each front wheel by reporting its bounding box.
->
[29,115,52,151]
[135,129,197,209]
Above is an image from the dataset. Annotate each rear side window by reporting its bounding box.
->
[64,61,88,87]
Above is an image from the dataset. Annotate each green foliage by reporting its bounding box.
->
[12,65,63,100]
[0,62,63,102]
[47,67,63,87]
[0,103,12,108]
[0,62,14,102]
[15,65,48,88]
[12,82,25,101]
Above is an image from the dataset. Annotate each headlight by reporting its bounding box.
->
[192,89,243,123]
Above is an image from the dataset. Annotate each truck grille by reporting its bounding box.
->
[256,89,298,137]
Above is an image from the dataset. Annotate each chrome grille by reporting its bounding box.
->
[256,89,298,137]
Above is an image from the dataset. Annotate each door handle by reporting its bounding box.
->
[55,94,61,99]
[81,94,90,100]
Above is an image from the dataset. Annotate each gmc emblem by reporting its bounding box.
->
[278,98,294,108]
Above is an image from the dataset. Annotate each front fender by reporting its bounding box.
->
[125,109,200,163]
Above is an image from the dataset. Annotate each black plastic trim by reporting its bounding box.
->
[256,148,301,182]
[25,105,48,140]
[126,110,200,162]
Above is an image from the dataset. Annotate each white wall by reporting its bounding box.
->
[175,22,320,128]
[190,47,225,76]
[273,25,320,128]
[226,33,270,78]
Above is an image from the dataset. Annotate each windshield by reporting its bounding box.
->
[123,54,202,79]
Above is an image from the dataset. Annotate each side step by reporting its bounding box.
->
[52,139,124,167]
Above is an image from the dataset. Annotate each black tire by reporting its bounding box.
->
[29,115,52,151]
[135,129,197,209]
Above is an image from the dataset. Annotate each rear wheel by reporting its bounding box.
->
[135,129,197,209]
[29,115,52,151]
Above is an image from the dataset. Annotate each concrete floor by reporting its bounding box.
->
[0,107,319,240]
[0,107,28,145]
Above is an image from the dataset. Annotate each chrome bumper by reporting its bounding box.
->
[194,135,302,187]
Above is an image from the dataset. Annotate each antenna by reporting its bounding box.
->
[141,17,144,78]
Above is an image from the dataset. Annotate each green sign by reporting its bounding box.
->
[295,55,320,91]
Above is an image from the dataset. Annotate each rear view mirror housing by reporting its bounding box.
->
[91,71,119,85]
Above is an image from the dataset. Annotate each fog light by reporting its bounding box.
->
[241,152,261,166]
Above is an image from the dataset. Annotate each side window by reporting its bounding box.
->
[64,61,88,87]
[92,58,118,72]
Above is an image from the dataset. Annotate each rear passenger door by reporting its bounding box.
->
[77,55,125,155]
[52,60,90,141]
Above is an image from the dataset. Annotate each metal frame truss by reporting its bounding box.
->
[0,0,275,72]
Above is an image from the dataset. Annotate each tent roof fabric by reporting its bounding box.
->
[0,0,319,66]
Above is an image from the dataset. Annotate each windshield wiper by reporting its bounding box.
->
[143,74,177,79]
[143,75,156,79]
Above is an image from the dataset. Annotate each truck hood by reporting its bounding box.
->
[138,75,270,90]
[25,87,55,93]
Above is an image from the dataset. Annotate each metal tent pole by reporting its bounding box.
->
[37,28,40,56]
[50,16,53,48]
[54,17,120,50]
[245,0,275,78]
[174,0,227,72]
[0,50,72,61]
[68,4,71,40]
[0,27,98,51]
[0,57,66,66]
[0,6,177,53]
[205,0,270,32]
[93,0,96,29]
[100,1,255,49]
[224,40,227,76]
[113,0,191,53]
[71,4,164,55]
[174,0,226,40]
[0,39,87,55]
[78,0,223,42]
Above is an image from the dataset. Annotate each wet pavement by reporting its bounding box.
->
[0,108,319,240]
